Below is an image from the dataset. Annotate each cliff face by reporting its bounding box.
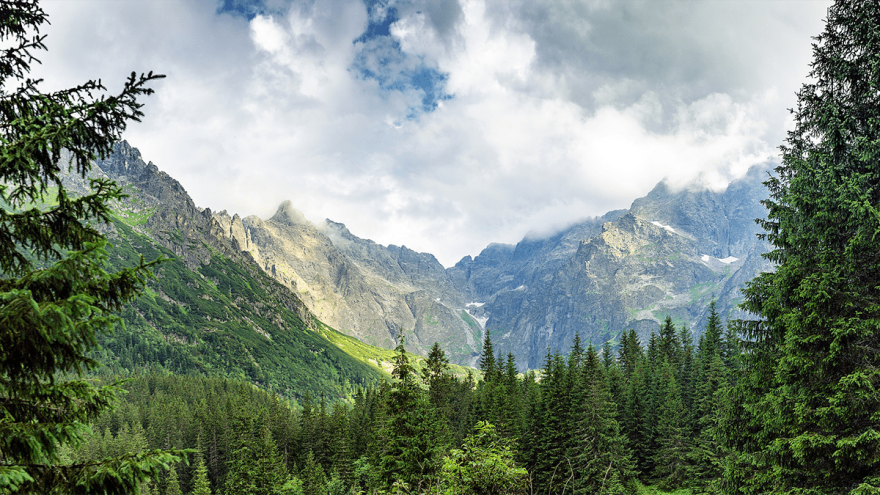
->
[454,167,773,368]
[212,201,482,363]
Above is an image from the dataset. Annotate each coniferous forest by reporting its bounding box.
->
[69,307,743,494]
[2,0,880,493]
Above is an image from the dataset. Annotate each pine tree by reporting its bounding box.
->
[571,345,634,494]
[0,1,180,492]
[378,341,445,490]
[726,1,880,491]
[478,330,497,381]
[165,465,181,495]
[651,360,694,490]
[191,454,212,495]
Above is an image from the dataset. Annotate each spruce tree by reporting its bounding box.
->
[532,350,573,492]
[651,360,694,490]
[223,402,287,495]
[378,341,445,490]
[701,301,724,361]
[327,402,352,487]
[617,329,641,380]
[0,1,181,492]
[191,454,212,495]
[621,354,650,474]
[479,330,497,380]
[300,450,327,495]
[164,465,181,495]
[676,325,696,431]
[658,316,680,367]
[727,1,880,491]
[571,345,633,494]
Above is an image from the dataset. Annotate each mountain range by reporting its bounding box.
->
[73,141,773,374]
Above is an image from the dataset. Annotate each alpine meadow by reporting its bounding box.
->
[1,0,879,494]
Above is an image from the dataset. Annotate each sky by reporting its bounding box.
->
[34,0,831,267]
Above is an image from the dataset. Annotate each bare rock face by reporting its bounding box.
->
[209,165,771,369]
[455,167,773,369]
[212,201,482,363]
[58,141,314,330]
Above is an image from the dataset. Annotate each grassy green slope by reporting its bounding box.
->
[314,320,480,381]
[98,218,386,400]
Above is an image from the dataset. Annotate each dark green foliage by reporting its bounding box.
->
[191,454,211,495]
[570,345,634,494]
[651,360,695,490]
[530,350,573,491]
[165,465,181,495]
[676,325,696,431]
[618,329,642,380]
[658,316,681,367]
[223,401,287,495]
[622,358,651,475]
[0,1,185,492]
[701,301,724,361]
[68,298,759,494]
[65,373,298,494]
[478,330,496,380]
[299,450,326,495]
[439,421,529,495]
[377,342,446,490]
[726,1,880,492]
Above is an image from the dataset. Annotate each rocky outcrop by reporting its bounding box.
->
[457,167,773,368]
[66,141,314,325]
[211,201,482,363]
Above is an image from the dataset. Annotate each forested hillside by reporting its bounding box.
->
[75,304,739,494]
[101,217,384,399]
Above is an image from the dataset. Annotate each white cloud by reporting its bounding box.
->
[34,0,830,267]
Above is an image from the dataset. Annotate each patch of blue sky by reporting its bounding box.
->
[216,0,291,20]
[353,0,453,116]
[218,0,453,115]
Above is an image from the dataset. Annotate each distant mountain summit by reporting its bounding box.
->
[209,156,772,368]
[92,141,772,370]
[213,200,482,362]
[450,166,772,368]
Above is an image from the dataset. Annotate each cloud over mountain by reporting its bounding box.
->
[37,0,828,266]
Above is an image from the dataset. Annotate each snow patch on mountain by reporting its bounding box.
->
[651,221,676,233]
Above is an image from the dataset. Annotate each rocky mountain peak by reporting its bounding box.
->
[94,140,144,179]
[271,200,310,227]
